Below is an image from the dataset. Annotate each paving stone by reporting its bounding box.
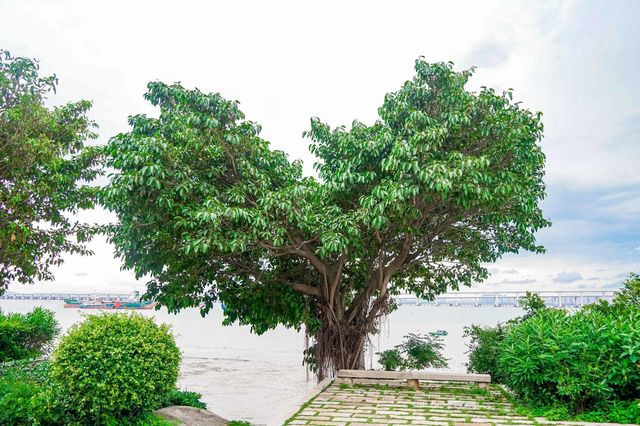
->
[294,415,332,421]
[349,423,389,426]
[284,380,630,426]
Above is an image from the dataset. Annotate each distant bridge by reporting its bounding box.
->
[396,290,617,308]
[0,293,133,302]
[1,290,617,308]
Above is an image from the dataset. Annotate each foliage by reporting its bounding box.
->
[498,302,640,413]
[0,50,101,292]
[159,389,207,410]
[0,307,60,362]
[464,292,545,381]
[50,312,181,423]
[518,291,546,319]
[572,400,640,424]
[0,362,64,426]
[377,333,448,371]
[377,348,404,371]
[399,333,448,370]
[105,413,177,426]
[102,59,548,377]
[463,322,508,383]
[515,399,640,424]
[614,272,640,307]
[466,288,640,422]
[227,422,252,426]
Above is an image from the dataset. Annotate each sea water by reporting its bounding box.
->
[0,300,522,424]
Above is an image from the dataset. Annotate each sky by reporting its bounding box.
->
[1,0,639,294]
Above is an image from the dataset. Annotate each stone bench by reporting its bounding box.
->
[337,369,491,390]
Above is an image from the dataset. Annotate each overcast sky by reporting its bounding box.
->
[2,0,639,294]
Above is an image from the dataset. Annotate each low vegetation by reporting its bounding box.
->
[159,389,207,410]
[465,274,640,424]
[0,307,59,362]
[377,332,448,371]
[0,312,206,425]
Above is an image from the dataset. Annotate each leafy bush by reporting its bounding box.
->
[574,400,640,424]
[463,323,508,383]
[518,291,546,319]
[0,362,63,425]
[50,312,181,423]
[466,288,640,422]
[377,333,448,371]
[464,292,546,381]
[498,302,640,413]
[0,368,43,425]
[614,272,640,307]
[377,348,404,371]
[107,413,177,425]
[0,307,60,362]
[159,389,207,409]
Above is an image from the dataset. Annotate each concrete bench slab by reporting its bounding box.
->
[337,369,491,383]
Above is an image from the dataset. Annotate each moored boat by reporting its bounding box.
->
[63,293,157,310]
[63,299,82,308]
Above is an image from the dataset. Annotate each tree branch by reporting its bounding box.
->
[280,280,320,297]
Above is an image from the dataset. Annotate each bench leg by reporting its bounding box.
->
[407,379,419,390]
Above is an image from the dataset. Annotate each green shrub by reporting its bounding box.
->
[377,348,404,371]
[575,400,640,424]
[0,362,63,425]
[518,291,546,319]
[465,292,546,382]
[105,413,177,425]
[0,368,42,425]
[0,307,60,362]
[498,303,640,413]
[614,272,640,307]
[50,312,181,423]
[159,389,207,409]
[377,333,448,371]
[463,323,508,383]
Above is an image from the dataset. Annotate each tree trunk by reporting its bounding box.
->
[311,319,367,381]
[309,294,389,380]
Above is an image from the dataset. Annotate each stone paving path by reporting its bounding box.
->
[283,380,623,426]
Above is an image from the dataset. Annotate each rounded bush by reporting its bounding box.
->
[50,312,181,423]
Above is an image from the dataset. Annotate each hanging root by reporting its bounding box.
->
[305,295,392,381]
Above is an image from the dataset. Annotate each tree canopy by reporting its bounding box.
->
[0,50,101,292]
[102,59,549,376]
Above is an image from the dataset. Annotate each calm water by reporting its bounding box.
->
[0,300,522,424]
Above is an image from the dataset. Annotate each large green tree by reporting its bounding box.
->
[0,51,101,292]
[102,59,549,378]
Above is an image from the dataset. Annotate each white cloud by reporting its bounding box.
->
[553,271,583,284]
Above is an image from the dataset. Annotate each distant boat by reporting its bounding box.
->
[429,330,448,336]
[63,293,157,310]
[63,299,82,308]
